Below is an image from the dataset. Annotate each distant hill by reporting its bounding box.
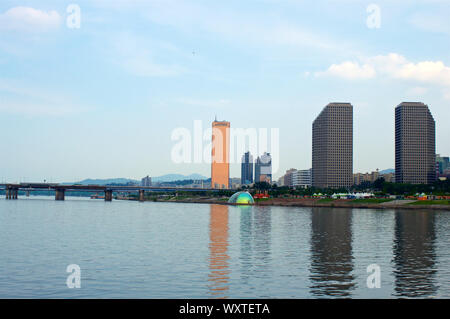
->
[74,174,208,185]
[75,178,139,185]
[379,169,395,174]
[152,174,208,183]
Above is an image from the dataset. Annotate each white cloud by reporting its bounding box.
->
[316,61,376,79]
[395,61,450,86]
[366,53,408,75]
[316,53,450,98]
[367,53,450,86]
[0,7,61,32]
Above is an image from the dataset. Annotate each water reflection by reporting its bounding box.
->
[309,208,355,297]
[393,211,437,297]
[239,206,272,280]
[208,204,230,298]
[253,206,272,272]
[239,205,253,285]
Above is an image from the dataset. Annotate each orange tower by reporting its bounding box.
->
[211,118,230,189]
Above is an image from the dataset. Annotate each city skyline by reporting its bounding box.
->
[1,1,450,182]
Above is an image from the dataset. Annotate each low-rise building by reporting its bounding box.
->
[283,169,297,187]
[279,168,312,188]
[276,176,285,187]
[230,178,242,189]
[437,154,450,179]
[380,172,395,183]
[353,170,380,185]
[292,169,312,188]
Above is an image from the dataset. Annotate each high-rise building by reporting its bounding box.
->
[141,175,152,187]
[395,102,435,184]
[255,152,272,184]
[211,119,230,189]
[241,152,254,185]
[312,102,353,188]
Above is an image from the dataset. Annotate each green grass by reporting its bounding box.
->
[408,200,450,206]
[173,195,190,200]
[351,199,394,204]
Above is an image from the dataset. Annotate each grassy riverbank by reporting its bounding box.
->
[123,196,450,210]
[408,200,450,206]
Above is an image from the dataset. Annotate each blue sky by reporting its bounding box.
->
[1,0,449,182]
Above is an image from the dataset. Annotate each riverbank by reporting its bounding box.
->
[127,197,450,210]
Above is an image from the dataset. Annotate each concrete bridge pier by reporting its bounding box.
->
[139,190,145,202]
[105,190,113,202]
[55,189,65,201]
[6,188,18,199]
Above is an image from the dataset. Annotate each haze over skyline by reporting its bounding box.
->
[1,0,449,182]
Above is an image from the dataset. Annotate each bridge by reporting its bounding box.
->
[0,183,220,202]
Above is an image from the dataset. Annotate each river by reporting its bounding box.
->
[0,196,449,298]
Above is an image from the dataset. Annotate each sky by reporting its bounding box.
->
[0,0,449,183]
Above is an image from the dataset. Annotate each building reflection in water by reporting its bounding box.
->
[393,211,437,297]
[208,204,230,298]
[253,206,272,263]
[239,205,253,285]
[238,205,272,295]
[309,208,355,297]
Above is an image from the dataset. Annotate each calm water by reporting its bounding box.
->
[0,196,449,298]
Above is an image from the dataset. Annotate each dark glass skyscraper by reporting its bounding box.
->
[312,103,353,189]
[241,152,254,185]
[255,152,272,184]
[395,102,436,184]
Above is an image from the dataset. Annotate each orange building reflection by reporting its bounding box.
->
[208,204,230,298]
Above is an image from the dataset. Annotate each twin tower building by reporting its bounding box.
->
[211,101,436,189]
[313,102,436,188]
